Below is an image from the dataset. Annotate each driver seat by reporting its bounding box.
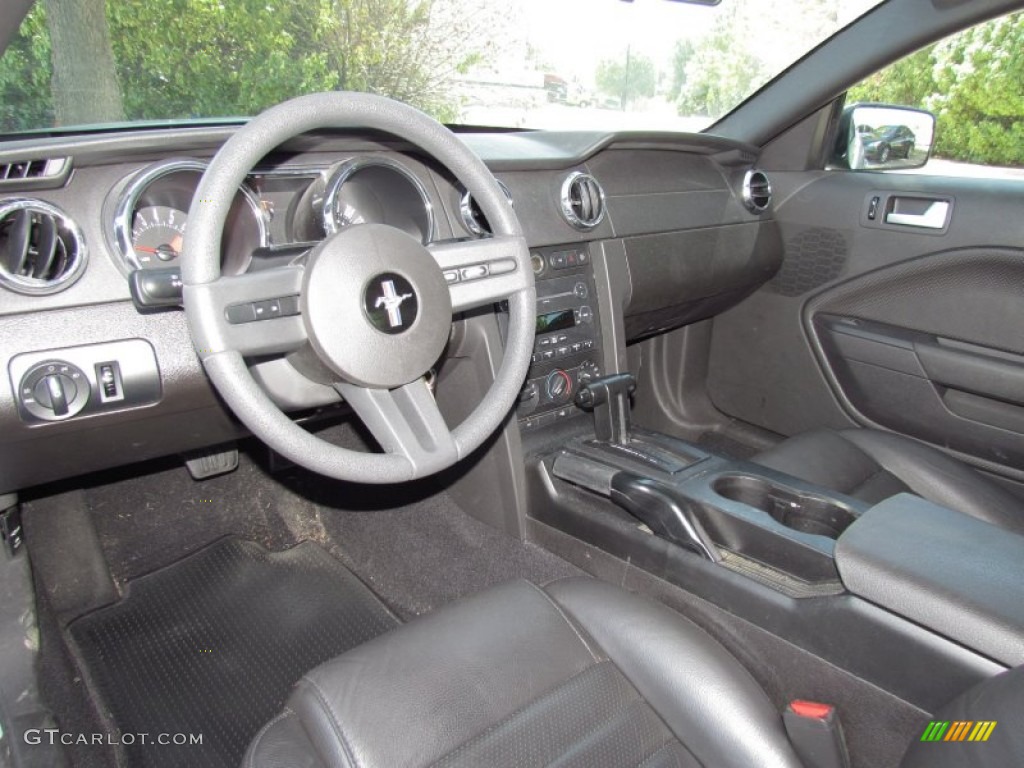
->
[246,578,803,767]
[247,578,1023,768]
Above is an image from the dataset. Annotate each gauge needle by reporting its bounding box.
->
[135,246,159,254]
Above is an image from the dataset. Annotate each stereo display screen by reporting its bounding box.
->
[536,309,576,335]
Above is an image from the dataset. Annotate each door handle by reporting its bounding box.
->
[885,199,950,229]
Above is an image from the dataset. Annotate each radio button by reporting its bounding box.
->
[577,306,594,324]
[573,282,588,299]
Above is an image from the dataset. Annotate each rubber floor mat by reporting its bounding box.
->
[69,537,398,768]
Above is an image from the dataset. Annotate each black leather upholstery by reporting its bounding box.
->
[752,428,1024,533]
[246,578,804,768]
[901,665,1024,768]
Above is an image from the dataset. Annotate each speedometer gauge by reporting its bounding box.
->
[108,159,267,276]
[131,205,186,265]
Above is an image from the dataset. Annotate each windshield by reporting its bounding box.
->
[0,0,884,136]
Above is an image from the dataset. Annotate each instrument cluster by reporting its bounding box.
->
[106,155,435,277]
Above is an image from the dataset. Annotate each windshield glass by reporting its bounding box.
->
[0,0,884,135]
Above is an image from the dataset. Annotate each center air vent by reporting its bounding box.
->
[459,179,514,236]
[560,172,606,230]
[0,199,87,295]
[742,170,772,213]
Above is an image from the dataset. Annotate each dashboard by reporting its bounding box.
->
[0,125,781,492]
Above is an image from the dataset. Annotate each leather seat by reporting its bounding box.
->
[246,578,805,768]
[751,428,1024,534]
[248,576,1024,768]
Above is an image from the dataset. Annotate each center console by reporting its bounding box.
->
[517,244,605,431]
[518,367,1012,715]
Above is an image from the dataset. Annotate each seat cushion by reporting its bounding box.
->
[245,578,803,768]
[752,428,1024,534]
[901,665,1024,768]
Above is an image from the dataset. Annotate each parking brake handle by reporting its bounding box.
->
[610,472,721,562]
[575,373,636,444]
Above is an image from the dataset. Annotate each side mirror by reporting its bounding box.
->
[832,103,935,170]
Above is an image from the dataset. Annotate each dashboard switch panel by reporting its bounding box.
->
[10,339,162,424]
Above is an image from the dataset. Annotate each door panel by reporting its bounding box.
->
[707,170,1024,478]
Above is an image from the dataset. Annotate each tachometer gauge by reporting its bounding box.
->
[131,205,186,265]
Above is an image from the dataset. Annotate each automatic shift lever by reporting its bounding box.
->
[575,373,636,444]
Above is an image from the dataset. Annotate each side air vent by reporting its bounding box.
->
[742,170,772,213]
[0,157,71,188]
[560,171,606,230]
[459,179,514,236]
[0,199,87,295]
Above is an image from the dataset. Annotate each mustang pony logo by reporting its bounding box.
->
[374,279,413,329]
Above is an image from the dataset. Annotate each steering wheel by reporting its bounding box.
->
[181,93,535,483]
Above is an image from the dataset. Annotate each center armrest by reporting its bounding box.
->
[835,493,1024,666]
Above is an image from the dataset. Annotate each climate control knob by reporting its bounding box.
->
[545,369,574,404]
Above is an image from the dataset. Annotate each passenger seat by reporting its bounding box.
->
[751,428,1024,534]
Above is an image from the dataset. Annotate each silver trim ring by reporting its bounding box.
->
[741,169,773,214]
[111,158,268,274]
[559,171,606,230]
[322,155,436,243]
[0,198,87,295]
[458,179,513,237]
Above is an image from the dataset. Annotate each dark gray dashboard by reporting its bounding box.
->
[0,126,779,492]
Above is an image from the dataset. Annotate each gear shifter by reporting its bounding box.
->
[574,373,636,444]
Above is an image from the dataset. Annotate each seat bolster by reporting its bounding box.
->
[242,708,330,768]
[282,579,598,768]
[544,578,804,768]
[837,430,1024,534]
[901,665,1024,768]
[752,429,884,494]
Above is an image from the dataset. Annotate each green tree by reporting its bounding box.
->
[46,0,124,126]
[595,50,655,109]
[930,12,1024,166]
[847,45,937,109]
[0,0,505,131]
[0,5,52,131]
[673,3,766,118]
[668,40,695,102]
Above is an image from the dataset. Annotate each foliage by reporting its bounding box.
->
[848,11,1024,167]
[847,46,937,110]
[595,51,656,108]
[0,6,52,132]
[0,0,503,130]
[668,40,695,103]
[672,6,766,118]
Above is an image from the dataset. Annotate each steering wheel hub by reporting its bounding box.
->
[301,223,452,388]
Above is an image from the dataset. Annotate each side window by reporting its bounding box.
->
[844,10,1024,179]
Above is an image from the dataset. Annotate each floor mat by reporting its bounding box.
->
[68,537,398,768]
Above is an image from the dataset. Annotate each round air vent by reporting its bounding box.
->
[459,179,514,236]
[560,171,606,230]
[742,170,772,213]
[0,199,86,295]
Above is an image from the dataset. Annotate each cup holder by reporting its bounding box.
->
[712,474,857,539]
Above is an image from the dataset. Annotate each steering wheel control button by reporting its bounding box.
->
[364,272,418,335]
[227,295,301,324]
[18,361,90,421]
[489,259,517,276]
[443,270,460,284]
[460,264,489,281]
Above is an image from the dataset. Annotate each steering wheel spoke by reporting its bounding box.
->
[186,265,307,357]
[428,235,531,312]
[336,377,458,475]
